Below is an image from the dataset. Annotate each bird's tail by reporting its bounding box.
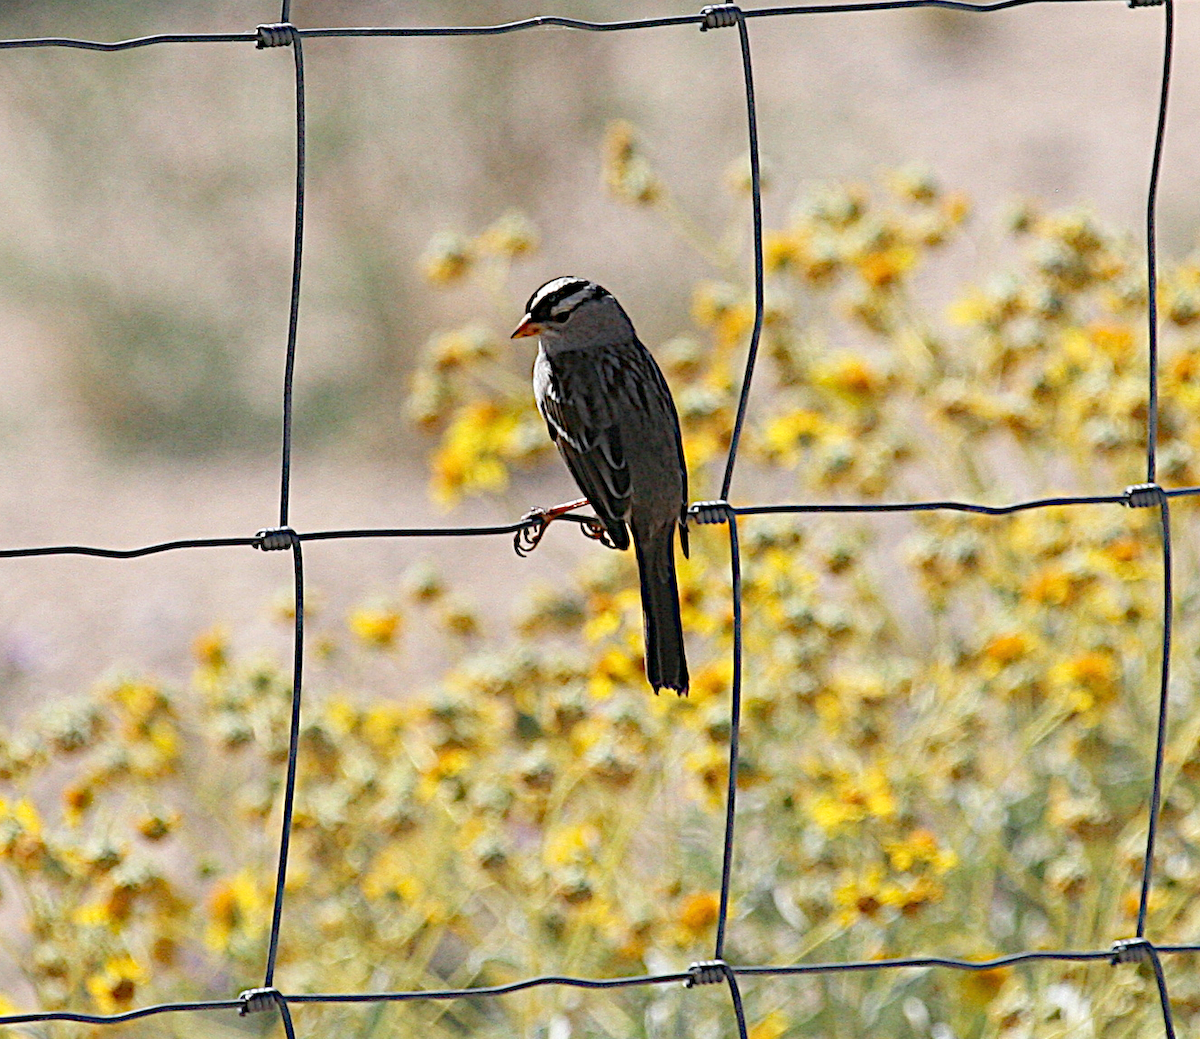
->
[634,522,689,695]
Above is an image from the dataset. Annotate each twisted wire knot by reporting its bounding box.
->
[699,4,741,30]
[1110,937,1154,964]
[690,500,733,525]
[1124,483,1166,508]
[255,526,298,551]
[686,960,728,987]
[256,23,297,48]
[238,987,280,1015]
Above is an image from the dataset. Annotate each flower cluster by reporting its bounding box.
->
[3,134,1200,1039]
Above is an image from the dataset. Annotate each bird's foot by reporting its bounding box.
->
[514,498,590,557]
[579,517,619,550]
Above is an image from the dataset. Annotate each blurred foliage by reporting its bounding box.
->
[3,125,1200,1039]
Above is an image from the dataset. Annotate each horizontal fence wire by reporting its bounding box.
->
[0,0,1142,53]
[0,488,1187,561]
[0,2,1189,1038]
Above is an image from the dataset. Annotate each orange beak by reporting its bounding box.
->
[511,316,542,339]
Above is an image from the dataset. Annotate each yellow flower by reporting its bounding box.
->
[1024,565,1074,606]
[764,231,803,274]
[420,231,473,284]
[348,605,403,648]
[1091,533,1147,581]
[106,679,170,732]
[360,703,407,753]
[692,281,755,347]
[63,782,94,826]
[137,810,179,842]
[612,918,655,962]
[809,768,897,832]
[883,874,945,915]
[684,744,730,802]
[947,291,994,328]
[85,956,147,1014]
[602,120,664,205]
[856,243,917,289]
[833,863,887,924]
[1063,650,1116,689]
[136,719,181,777]
[1,796,43,839]
[588,645,642,698]
[982,631,1033,666]
[885,828,958,874]
[759,409,829,465]
[1088,321,1135,364]
[205,871,267,952]
[362,845,421,902]
[941,191,971,226]
[545,823,601,868]
[431,401,524,505]
[476,210,539,258]
[404,560,445,602]
[814,353,889,404]
[429,326,497,371]
[678,890,720,936]
[72,901,112,928]
[804,183,866,228]
[1049,649,1119,717]
[956,965,1010,1009]
[192,625,229,670]
[439,600,480,638]
[689,659,732,700]
[887,163,939,203]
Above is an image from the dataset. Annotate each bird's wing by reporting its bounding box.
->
[643,343,690,558]
[536,358,631,551]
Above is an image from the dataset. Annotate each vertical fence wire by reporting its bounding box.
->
[1133,0,1176,967]
[1144,0,1173,486]
[277,28,305,529]
[714,510,744,962]
[1137,497,1174,939]
[264,538,306,988]
[719,12,766,502]
[261,17,307,1009]
[1147,944,1179,1039]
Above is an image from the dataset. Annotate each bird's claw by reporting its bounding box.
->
[514,507,550,558]
[580,517,619,550]
[515,498,598,557]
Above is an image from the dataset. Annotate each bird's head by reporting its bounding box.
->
[511,276,633,347]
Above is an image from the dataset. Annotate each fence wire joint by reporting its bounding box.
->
[1124,483,1166,508]
[691,500,733,525]
[686,960,729,987]
[255,526,298,551]
[699,4,741,30]
[238,987,281,1015]
[256,23,297,48]
[1111,937,1155,964]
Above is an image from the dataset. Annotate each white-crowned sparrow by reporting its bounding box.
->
[512,276,690,695]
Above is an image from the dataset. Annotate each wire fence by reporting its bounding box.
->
[0,2,1192,1037]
